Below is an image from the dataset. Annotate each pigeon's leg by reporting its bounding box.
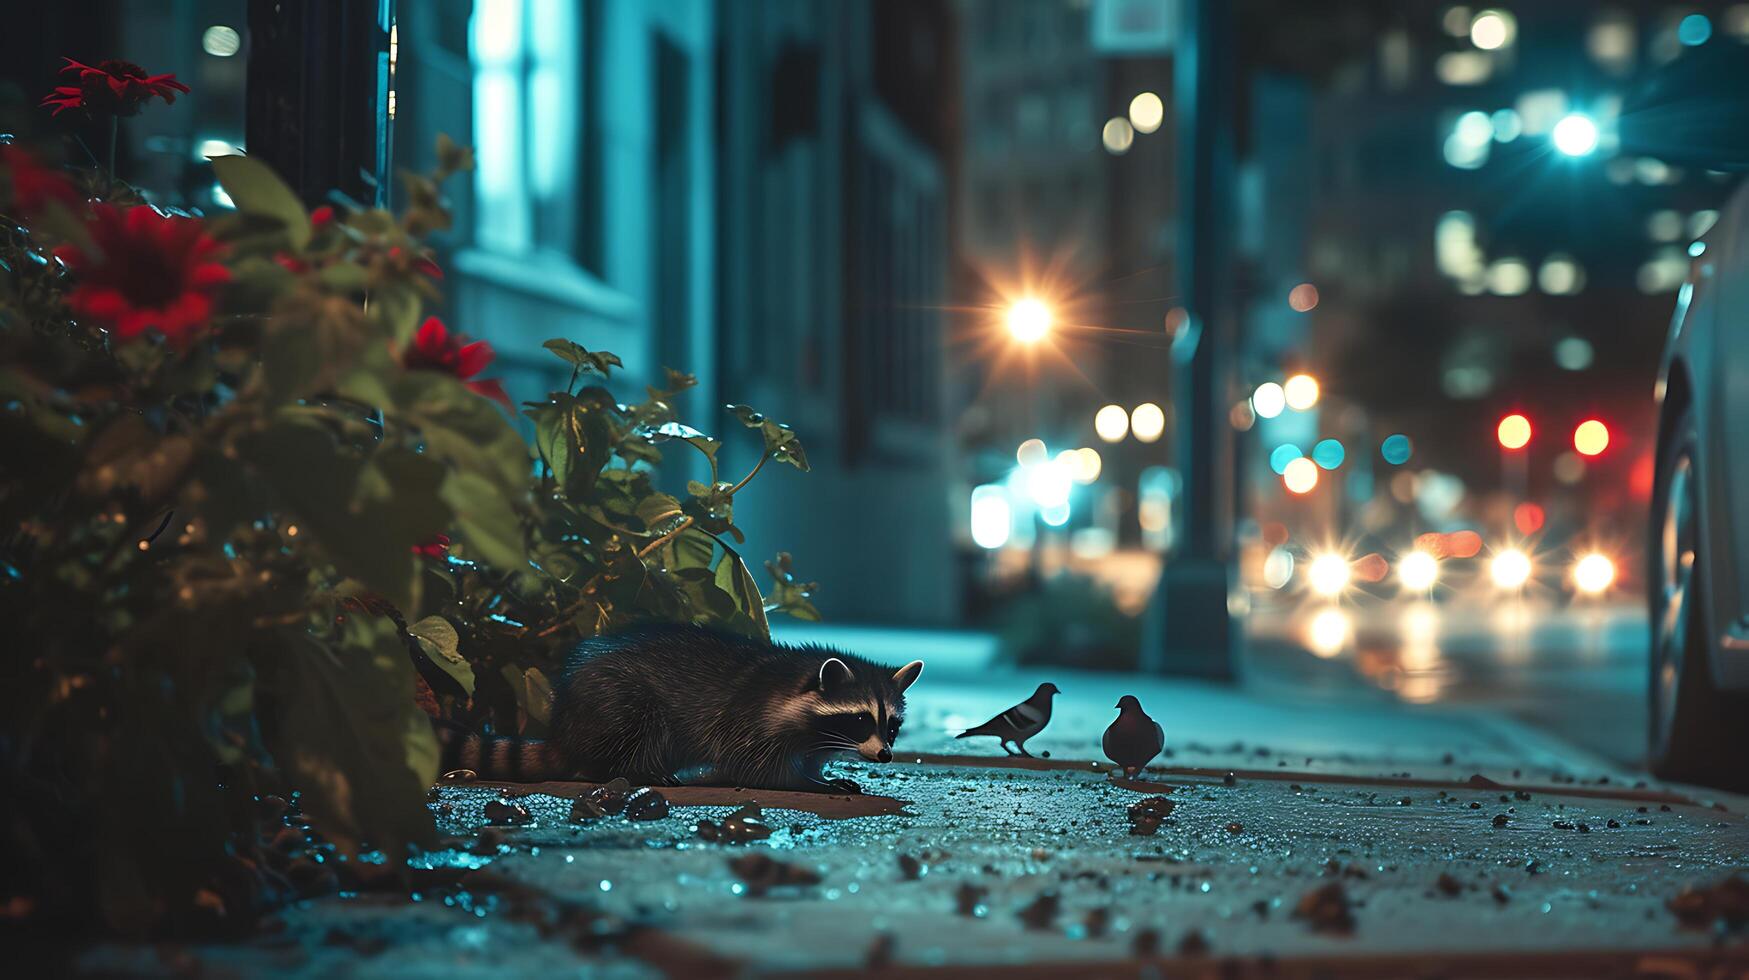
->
[1014,741,1034,759]
[998,740,1017,756]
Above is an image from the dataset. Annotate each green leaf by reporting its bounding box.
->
[668,528,714,571]
[393,371,531,495]
[765,552,822,622]
[435,133,476,175]
[499,664,554,731]
[318,261,370,295]
[210,154,311,249]
[407,615,474,696]
[239,421,447,610]
[636,421,720,466]
[636,492,684,531]
[726,403,811,473]
[714,544,772,642]
[542,339,623,377]
[265,621,436,854]
[440,469,527,573]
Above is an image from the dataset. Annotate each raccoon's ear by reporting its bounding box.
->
[818,657,855,695]
[892,660,924,693]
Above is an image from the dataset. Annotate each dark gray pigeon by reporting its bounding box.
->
[1102,695,1164,777]
[956,682,1059,757]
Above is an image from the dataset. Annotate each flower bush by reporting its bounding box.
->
[0,72,817,938]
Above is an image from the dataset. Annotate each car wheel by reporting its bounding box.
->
[1648,404,1749,786]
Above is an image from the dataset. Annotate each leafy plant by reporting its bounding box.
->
[0,121,817,938]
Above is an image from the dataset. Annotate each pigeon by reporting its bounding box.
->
[1102,695,1164,778]
[957,682,1059,757]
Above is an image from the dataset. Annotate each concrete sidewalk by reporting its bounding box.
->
[82,652,1749,977]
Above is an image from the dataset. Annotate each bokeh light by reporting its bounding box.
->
[1102,117,1135,154]
[1513,501,1545,535]
[1283,457,1320,494]
[1678,13,1713,46]
[1553,336,1594,370]
[1252,382,1286,419]
[1264,547,1295,589]
[1307,554,1351,597]
[1128,92,1164,134]
[1269,444,1303,475]
[1551,114,1599,156]
[1017,438,1048,468]
[1398,550,1439,592]
[1094,404,1129,443]
[1288,283,1319,312]
[1130,403,1166,443]
[1573,419,1610,456]
[1311,438,1345,470]
[1063,447,1102,484]
[1006,298,1051,342]
[1284,374,1320,411]
[1489,548,1532,590]
[1306,607,1351,657]
[1496,413,1531,450]
[1381,434,1413,465]
[1572,552,1617,594]
[1469,9,1516,50]
[202,24,242,57]
[969,485,1010,550]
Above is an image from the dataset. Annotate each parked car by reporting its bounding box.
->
[1629,42,1749,784]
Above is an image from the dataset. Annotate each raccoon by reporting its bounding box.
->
[438,623,924,794]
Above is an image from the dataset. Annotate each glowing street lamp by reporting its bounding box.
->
[1006,298,1052,342]
[1551,114,1600,157]
[1572,553,1617,594]
[1398,550,1440,592]
[1307,553,1351,597]
[1490,548,1532,590]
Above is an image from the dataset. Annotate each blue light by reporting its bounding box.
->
[1312,438,1346,470]
[1039,501,1071,527]
[1551,114,1599,157]
[1678,14,1712,46]
[1269,444,1302,475]
[1381,434,1413,465]
[1689,240,1707,257]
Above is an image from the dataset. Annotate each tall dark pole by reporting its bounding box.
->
[245,0,394,207]
[1140,0,1238,679]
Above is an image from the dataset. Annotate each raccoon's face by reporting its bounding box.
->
[806,657,924,762]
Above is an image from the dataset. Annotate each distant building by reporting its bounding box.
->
[391,0,960,625]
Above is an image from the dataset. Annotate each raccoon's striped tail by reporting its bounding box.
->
[436,724,562,782]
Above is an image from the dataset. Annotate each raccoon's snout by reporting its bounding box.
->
[876,747,892,763]
[859,741,892,763]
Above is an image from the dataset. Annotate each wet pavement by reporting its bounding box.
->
[80,653,1749,977]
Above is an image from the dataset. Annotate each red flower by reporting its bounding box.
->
[55,205,230,347]
[412,534,450,558]
[402,317,511,409]
[0,145,79,214]
[41,58,190,117]
[311,205,335,228]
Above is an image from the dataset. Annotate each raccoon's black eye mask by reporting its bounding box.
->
[819,711,880,742]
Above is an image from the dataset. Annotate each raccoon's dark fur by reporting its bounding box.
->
[438,623,924,793]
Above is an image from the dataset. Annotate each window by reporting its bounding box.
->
[470,0,585,259]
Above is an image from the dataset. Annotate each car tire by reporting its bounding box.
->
[1647,403,1749,787]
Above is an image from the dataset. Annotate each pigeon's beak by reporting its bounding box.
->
[1114,701,1122,709]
